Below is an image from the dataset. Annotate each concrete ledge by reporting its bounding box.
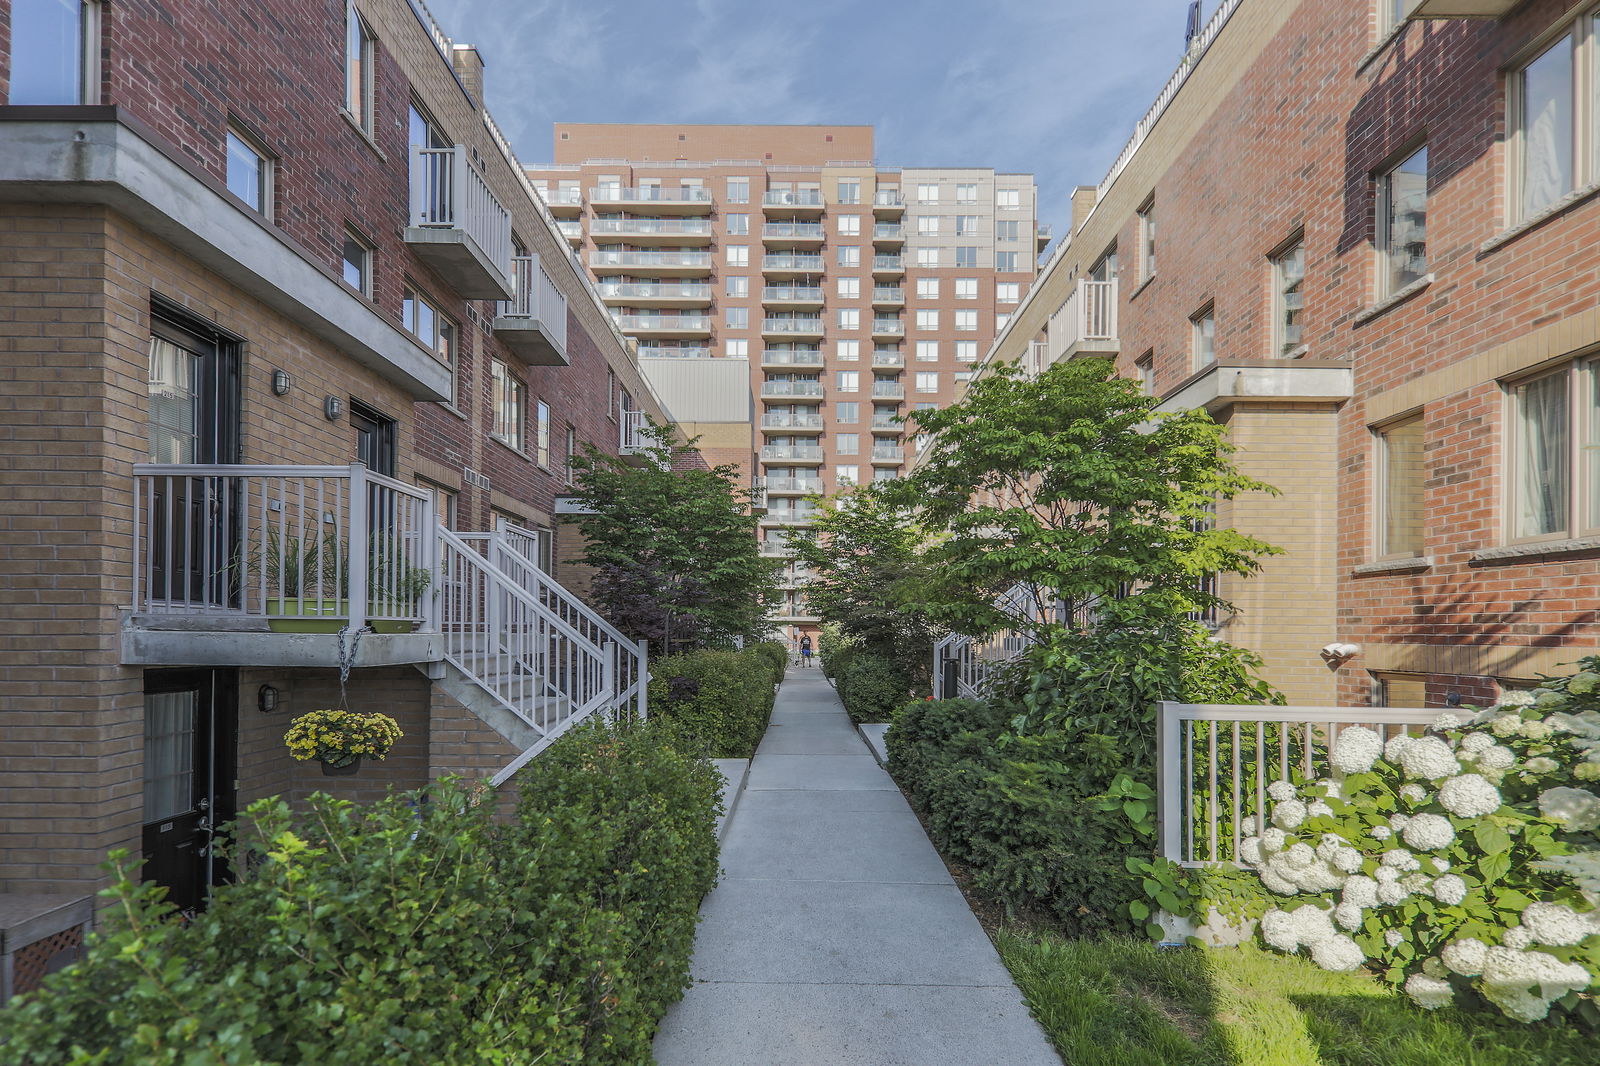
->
[857,723,890,768]
[121,627,444,667]
[1351,556,1432,576]
[711,758,751,842]
[1470,536,1600,565]
[1157,359,1352,416]
[403,227,513,300]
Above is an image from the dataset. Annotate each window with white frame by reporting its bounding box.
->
[836,401,859,423]
[836,370,859,392]
[836,340,860,361]
[955,182,978,204]
[917,215,940,235]
[837,214,861,236]
[1511,19,1600,222]
[836,433,860,455]
[726,178,750,203]
[954,310,978,332]
[872,468,898,481]
[997,219,1021,241]
[726,276,749,297]
[1377,144,1427,298]
[725,339,749,357]
[6,0,97,105]
[726,213,750,235]
[535,400,551,468]
[1191,304,1216,368]
[836,465,859,485]
[916,248,940,267]
[993,250,1016,271]
[955,340,978,362]
[403,283,457,372]
[916,277,940,299]
[345,3,375,130]
[996,313,1011,331]
[1136,352,1155,395]
[916,183,940,204]
[1375,413,1425,557]
[491,359,525,451]
[1272,236,1305,356]
[1378,0,1412,39]
[226,127,272,217]
[565,426,578,486]
[837,246,861,267]
[1138,199,1156,280]
[341,228,372,296]
[837,277,861,299]
[726,307,748,329]
[726,244,749,267]
[955,278,978,299]
[1509,359,1600,541]
[916,340,940,361]
[838,308,860,330]
[996,188,1021,210]
[915,309,939,330]
[837,180,860,204]
[915,372,939,393]
[955,215,979,235]
[996,282,1020,303]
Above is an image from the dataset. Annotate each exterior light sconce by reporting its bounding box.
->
[271,368,292,396]
[258,684,280,714]
[324,395,344,421]
[1319,642,1361,666]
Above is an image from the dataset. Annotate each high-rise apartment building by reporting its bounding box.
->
[527,125,1045,639]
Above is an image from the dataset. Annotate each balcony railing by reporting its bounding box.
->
[873,223,904,239]
[590,186,714,204]
[760,381,825,398]
[765,477,824,494]
[872,255,904,271]
[873,191,904,208]
[598,282,712,301]
[540,187,583,205]
[132,464,435,630]
[760,540,794,557]
[763,286,825,303]
[871,447,904,462]
[872,382,905,399]
[636,346,711,358]
[872,351,905,368]
[614,313,712,332]
[620,410,650,455]
[763,317,824,334]
[554,220,582,240]
[871,318,904,336]
[763,222,826,240]
[589,250,712,270]
[761,413,825,430]
[494,255,569,365]
[763,254,825,271]
[761,445,825,462]
[872,286,904,304]
[408,145,513,297]
[764,508,819,524]
[763,191,825,207]
[590,218,713,238]
[761,349,824,367]
[1049,278,1120,359]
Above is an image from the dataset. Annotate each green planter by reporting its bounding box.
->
[265,599,414,634]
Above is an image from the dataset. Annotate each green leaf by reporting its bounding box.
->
[1129,900,1151,920]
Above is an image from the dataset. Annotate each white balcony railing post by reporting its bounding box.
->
[346,463,369,631]
[1156,702,1184,862]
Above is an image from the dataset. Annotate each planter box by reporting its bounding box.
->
[265,599,416,634]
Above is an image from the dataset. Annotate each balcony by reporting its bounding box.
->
[871,317,904,338]
[761,348,824,369]
[761,413,825,432]
[620,409,651,464]
[1047,278,1119,361]
[766,477,824,496]
[762,190,826,215]
[763,316,825,338]
[597,281,712,307]
[760,381,825,400]
[762,285,825,308]
[493,255,569,366]
[763,253,825,277]
[588,185,714,213]
[555,220,583,243]
[589,218,714,246]
[871,255,905,277]
[589,250,712,277]
[871,381,905,402]
[1036,222,1052,249]
[777,568,813,589]
[1406,0,1518,17]
[762,222,827,248]
[871,286,904,308]
[750,477,768,515]
[407,145,513,299]
[762,507,819,526]
[872,223,905,246]
[614,313,713,337]
[636,346,712,359]
[761,444,825,462]
[760,539,794,557]
[125,464,439,666]
[870,417,904,436]
[872,191,905,216]
[871,350,905,369]
[540,187,583,215]
[870,447,904,465]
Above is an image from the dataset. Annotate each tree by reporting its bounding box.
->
[882,357,1279,637]
[567,422,780,653]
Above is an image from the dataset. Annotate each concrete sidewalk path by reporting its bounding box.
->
[653,666,1060,1066]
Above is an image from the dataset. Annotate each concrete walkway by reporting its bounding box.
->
[653,666,1060,1066]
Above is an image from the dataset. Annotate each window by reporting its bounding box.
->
[916,183,940,204]
[565,427,578,485]
[836,433,860,455]
[1509,359,1599,540]
[726,276,749,297]
[837,246,861,267]
[837,215,861,236]
[345,2,375,130]
[955,341,978,362]
[225,127,271,217]
[1376,414,1425,558]
[996,282,1020,303]
[956,215,981,235]
[916,248,940,267]
[726,307,749,329]
[1512,28,1591,222]
[1272,237,1305,356]
[916,340,940,361]
[836,402,859,423]
[6,0,96,105]
[1091,248,1119,283]
[837,309,860,330]
[955,182,978,204]
[836,465,859,486]
[403,284,457,373]
[1191,304,1216,368]
[917,215,940,235]
[995,219,1019,241]
[491,360,525,451]
[726,245,749,267]
[725,339,749,357]
[1377,145,1428,297]
[837,180,861,204]
[954,373,972,385]
[726,213,750,235]
[341,228,372,295]
[996,313,1011,331]
[418,477,457,527]
[1378,0,1413,38]
[727,178,750,203]
[954,278,978,300]
[836,340,860,361]
[836,371,859,392]
[915,372,939,393]
[872,468,898,482]
[954,310,978,332]
[1136,352,1155,395]
[535,400,551,468]
[607,368,616,419]
[916,277,940,299]
[914,401,937,411]
[916,309,939,330]
[996,188,1021,210]
[837,277,860,299]
[993,251,1017,272]
[1138,199,1156,280]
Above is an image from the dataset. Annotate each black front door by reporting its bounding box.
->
[141,669,238,913]
[351,401,397,478]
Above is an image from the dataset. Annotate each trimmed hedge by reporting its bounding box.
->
[751,640,788,684]
[0,720,720,1065]
[818,625,857,680]
[647,648,777,758]
[835,652,912,725]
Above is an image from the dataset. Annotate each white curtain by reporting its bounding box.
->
[1517,373,1568,538]
[1521,44,1573,219]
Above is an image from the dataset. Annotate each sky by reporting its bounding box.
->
[426,0,1205,239]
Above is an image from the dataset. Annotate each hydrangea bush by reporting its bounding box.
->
[1243,658,1600,1025]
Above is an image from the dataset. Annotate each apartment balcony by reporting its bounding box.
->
[871,286,904,308]
[760,539,794,557]
[1036,222,1052,250]
[872,191,905,217]
[407,145,513,299]
[871,255,905,277]
[761,348,824,369]
[555,220,583,244]
[872,223,905,247]
[762,285,826,309]
[760,413,825,432]
[761,507,819,527]
[871,350,905,369]
[589,250,712,277]
[539,187,583,216]
[614,313,712,338]
[870,447,904,465]
[762,222,827,248]
[619,410,651,463]
[493,255,569,367]
[636,346,711,359]
[870,422,904,438]
[763,316,825,339]
[772,607,820,623]
[588,185,714,214]
[597,281,713,307]
[761,444,825,462]
[762,190,826,215]
[777,569,813,590]
[871,317,904,338]
[765,477,824,496]
[125,464,441,667]
[1406,0,1519,17]
[589,218,714,246]
[1048,278,1119,361]
[750,477,768,515]
[760,381,825,400]
[871,381,905,402]
[762,253,825,277]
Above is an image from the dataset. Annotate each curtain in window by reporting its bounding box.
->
[1516,372,1568,538]
[1520,43,1573,219]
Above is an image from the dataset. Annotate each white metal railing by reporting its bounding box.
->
[761,413,825,430]
[763,286,825,302]
[765,477,824,494]
[761,445,824,461]
[599,282,712,300]
[763,254,825,270]
[500,255,568,343]
[637,346,711,359]
[590,219,713,238]
[874,192,904,207]
[761,381,824,398]
[590,250,712,269]
[872,382,905,398]
[872,352,905,368]
[589,186,713,204]
[554,220,582,239]
[763,191,825,207]
[763,317,824,333]
[762,349,824,366]
[932,582,1062,700]
[763,223,826,239]
[873,287,905,302]
[615,313,712,331]
[410,145,513,278]
[871,447,904,461]
[873,224,904,239]
[132,464,435,630]
[1156,703,1437,868]
[872,319,905,335]
[1050,279,1119,358]
[873,255,905,270]
[540,187,583,205]
[620,409,650,454]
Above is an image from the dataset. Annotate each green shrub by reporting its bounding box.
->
[647,648,775,758]
[0,720,719,1065]
[751,640,788,684]
[836,653,912,724]
[818,624,858,680]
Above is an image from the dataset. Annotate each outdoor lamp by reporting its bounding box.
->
[324,395,344,420]
[258,684,280,714]
[271,368,292,395]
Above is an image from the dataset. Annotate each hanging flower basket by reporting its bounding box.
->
[284,709,403,776]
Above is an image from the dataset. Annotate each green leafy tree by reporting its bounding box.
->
[885,357,1279,636]
[568,422,780,652]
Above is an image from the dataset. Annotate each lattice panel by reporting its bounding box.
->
[11,925,84,995]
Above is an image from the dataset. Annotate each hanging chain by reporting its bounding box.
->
[335,624,369,710]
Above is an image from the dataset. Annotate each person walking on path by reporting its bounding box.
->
[798,634,813,667]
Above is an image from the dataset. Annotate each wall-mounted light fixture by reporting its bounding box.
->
[257,684,280,714]
[271,368,292,396]
[324,395,344,421]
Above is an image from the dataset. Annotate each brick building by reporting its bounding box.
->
[0,0,683,981]
[526,126,1046,643]
[973,0,1599,706]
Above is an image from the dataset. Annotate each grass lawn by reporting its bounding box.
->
[995,931,1596,1066]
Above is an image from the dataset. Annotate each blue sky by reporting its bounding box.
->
[428,0,1202,237]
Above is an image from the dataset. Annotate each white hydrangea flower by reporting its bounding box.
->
[1311,935,1365,972]
[1292,861,1348,894]
[1538,786,1600,831]
[1377,880,1410,905]
[1384,929,1405,948]
[1519,902,1600,946]
[1405,972,1455,1010]
[1438,774,1502,818]
[1460,731,1495,754]
[1518,719,1554,741]
[1433,712,1462,731]
[1400,872,1432,894]
[1472,744,1516,771]
[1370,825,1392,841]
[1374,866,1400,885]
[1434,858,1451,873]
[1431,874,1467,906]
[1399,783,1428,804]
[1441,937,1487,976]
[1260,909,1300,952]
[1306,800,1334,819]
[1533,850,1600,894]
[1261,827,1288,853]
[1390,814,1411,831]
[1523,756,1559,774]
[1385,733,1417,763]
[1267,780,1298,803]
[1402,813,1455,852]
[1258,866,1299,896]
[1491,715,1523,738]
[1272,799,1308,831]
[1332,846,1363,874]
[1498,690,1537,709]
[1381,848,1419,871]
[1331,726,1383,774]
[1334,901,1364,930]
[1502,926,1533,951]
[1316,833,1344,859]
[1342,875,1378,908]
[1400,737,1462,780]
[1480,946,1592,1023]
[1282,842,1316,870]
[1240,835,1264,865]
